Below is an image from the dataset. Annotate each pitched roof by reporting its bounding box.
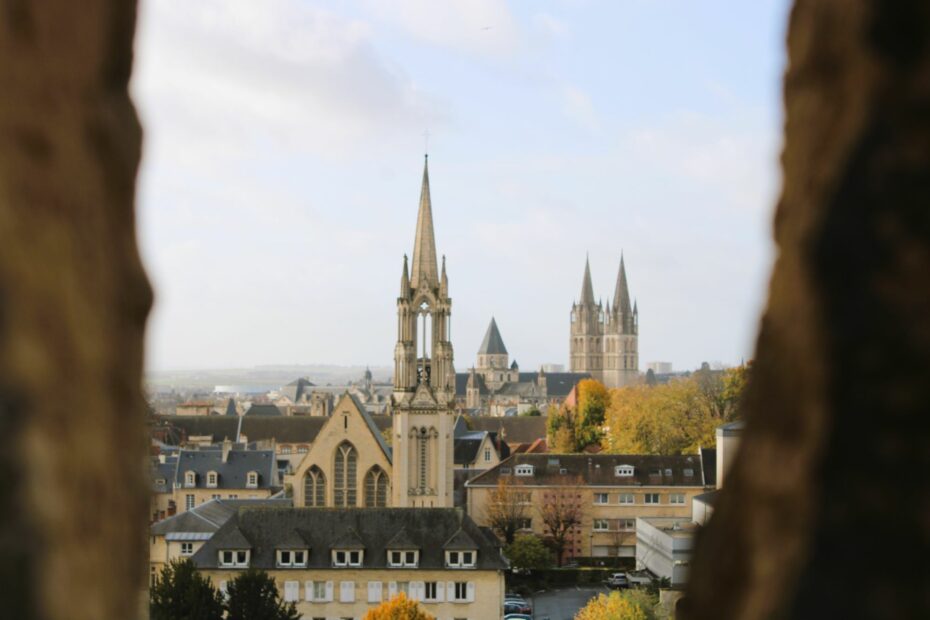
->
[385,528,420,550]
[225,398,238,417]
[175,448,278,490]
[465,416,547,445]
[280,378,315,403]
[454,432,489,466]
[443,528,478,550]
[478,317,508,355]
[410,156,439,290]
[151,498,291,536]
[192,508,506,570]
[155,415,393,445]
[466,453,707,488]
[245,404,282,417]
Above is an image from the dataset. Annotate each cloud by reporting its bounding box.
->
[132,0,445,161]
[561,85,600,131]
[365,0,520,56]
[533,12,570,39]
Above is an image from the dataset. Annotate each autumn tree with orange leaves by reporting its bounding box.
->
[362,592,434,620]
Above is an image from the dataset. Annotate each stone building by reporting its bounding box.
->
[458,317,592,415]
[570,256,640,388]
[191,507,506,620]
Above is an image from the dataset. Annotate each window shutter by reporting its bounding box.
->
[340,581,356,603]
[325,580,334,602]
[434,581,445,602]
[388,581,397,598]
[466,582,475,602]
[304,581,313,602]
[219,581,228,600]
[284,581,299,602]
[446,581,455,602]
[410,581,423,601]
[367,581,382,603]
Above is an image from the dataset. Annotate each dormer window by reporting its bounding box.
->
[246,471,258,489]
[219,550,250,568]
[445,550,476,568]
[276,549,308,568]
[683,468,694,477]
[514,464,535,477]
[155,478,166,487]
[664,468,673,477]
[184,471,197,488]
[206,471,218,488]
[615,465,635,477]
[332,550,363,567]
[388,550,419,568]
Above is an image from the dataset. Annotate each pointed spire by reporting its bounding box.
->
[410,155,439,290]
[478,317,508,355]
[613,253,633,315]
[400,253,409,294]
[440,254,448,296]
[580,255,596,306]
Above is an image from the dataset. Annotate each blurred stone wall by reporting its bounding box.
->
[0,2,150,619]
[684,1,930,618]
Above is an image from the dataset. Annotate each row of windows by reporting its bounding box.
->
[593,518,637,532]
[304,443,390,508]
[219,549,477,570]
[261,579,477,605]
[183,470,259,489]
[593,492,686,505]
[279,445,309,455]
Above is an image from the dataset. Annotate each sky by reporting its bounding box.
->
[132,0,792,374]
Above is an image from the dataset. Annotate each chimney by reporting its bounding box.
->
[222,437,232,463]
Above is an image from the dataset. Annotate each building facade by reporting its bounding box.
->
[466,453,710,560]
[192,507,506,620]
[569,256,640,388]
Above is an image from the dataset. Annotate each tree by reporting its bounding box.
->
[520,405,542,416]
[504,534,553,571]
[362,592,434,620]
[575,590,657,620]
[225,569,301,620]
[547,405,579,452]
[483,477,530,544]
[538,480,584,566]
[149,559,224,620]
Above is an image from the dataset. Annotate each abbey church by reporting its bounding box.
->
[291,156,456,508]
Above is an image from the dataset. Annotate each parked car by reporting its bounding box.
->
[606,572,629,588]
[504,599,532,615]
[626,569,655,588]
[504,615,533,620]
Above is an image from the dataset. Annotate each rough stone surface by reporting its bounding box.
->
[683,1,930,618]
[0,2,150,619]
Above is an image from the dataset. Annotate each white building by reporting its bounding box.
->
[635,517,696,588]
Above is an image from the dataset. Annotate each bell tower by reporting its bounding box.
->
[391,155,455,508]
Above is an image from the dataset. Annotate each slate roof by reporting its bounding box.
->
[245,404,283,417]
[454,432,486,466]
[455,372,489,396]
[466,453,707,488]
[453,371,590,398]
[478,318,508,355]
[192,508,506,570]
[700,447,717,487]
[280,378,315,404]
[464,416,547,445]
[152,460,177,494]
[151,498,292,537]
[155,415,393,445]
[176,448,279,490]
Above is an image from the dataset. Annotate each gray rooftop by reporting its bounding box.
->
[478,317,508,355]
[152,498,292,536]
[192,507,506,571]
[176,447,279,490]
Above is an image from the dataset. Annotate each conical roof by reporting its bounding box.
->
[410,156,439,290]
[613,255,632,314]
[580,256,596,306]
[479,317,508,355]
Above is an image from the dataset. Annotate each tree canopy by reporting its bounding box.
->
[362,592,434,620]
[575,590,658,620]
[225,569,301,620]
[504,534,553,571]
[483,477,530,544]
[149,559,225,620]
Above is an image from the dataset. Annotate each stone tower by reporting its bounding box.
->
[570,256,639,387]
[391,156,455,508]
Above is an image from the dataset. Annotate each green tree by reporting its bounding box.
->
[149,559,224,620]
[547,405,579,452]
[225,569,301,620]
[504,534,553,571]
[520,405,542,416]
[576,379,609,447]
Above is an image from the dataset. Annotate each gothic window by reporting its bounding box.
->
[303,466,325,507]
[364,466,389,507]
[334,442,358,507]
[418,428,429,490]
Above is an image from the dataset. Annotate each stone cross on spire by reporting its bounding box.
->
[410,155,439,290]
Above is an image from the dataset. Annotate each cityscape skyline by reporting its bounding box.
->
[133,0,790,373]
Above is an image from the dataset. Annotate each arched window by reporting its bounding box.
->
[364,466,389,507]
[334,442,357,507]
[303,465,325,507]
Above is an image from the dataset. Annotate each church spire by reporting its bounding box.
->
[613,253,632,315]
[440,254,448,296]
[400,253,409,294]
[410,155,439,290]
[580,255,596,306]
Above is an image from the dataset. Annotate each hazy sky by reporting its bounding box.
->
[133,0,791,374]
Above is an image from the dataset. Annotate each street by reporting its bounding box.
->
[530,585,610,620]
